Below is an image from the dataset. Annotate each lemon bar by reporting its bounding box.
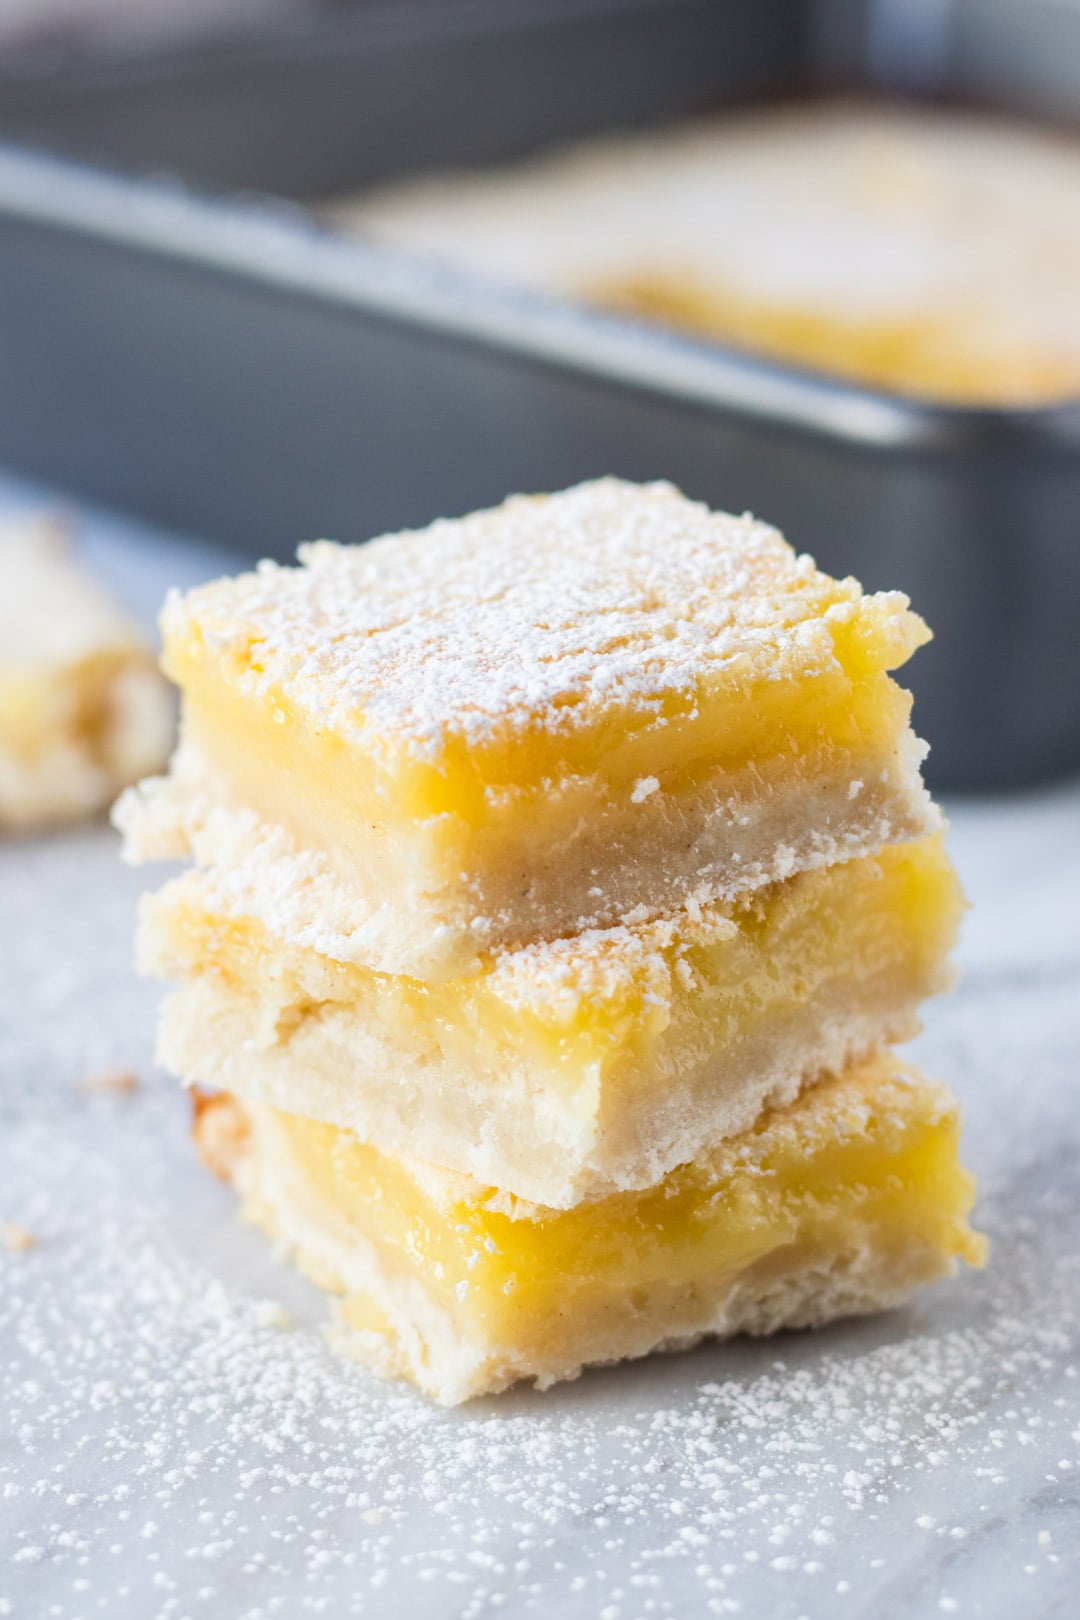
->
[0,514,173,831]
[144,836,962,1206]
[342,103,1080,405]
[195,1055,985,1404]
[117,479,938,979]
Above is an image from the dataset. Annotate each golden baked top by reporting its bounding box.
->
[163,478,926,763]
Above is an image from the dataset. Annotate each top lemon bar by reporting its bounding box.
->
[122,479,938,978]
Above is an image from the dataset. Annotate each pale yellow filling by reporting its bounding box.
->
[237,1057,984,1354]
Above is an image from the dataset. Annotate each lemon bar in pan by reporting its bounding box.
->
[0,514,172,831]
[118,478,938,980]
[342,103,1080,407]
[196,1055,984,1405]
[143,835,962,1207]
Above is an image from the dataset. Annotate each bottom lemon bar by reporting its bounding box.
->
[195,1055,984,1405]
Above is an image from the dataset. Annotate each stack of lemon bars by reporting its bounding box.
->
[117,479,984,1404]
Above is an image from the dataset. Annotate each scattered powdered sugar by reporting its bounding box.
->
[3,783,1080,1618]
[485,903,738,1020]
[630,778,660,805]
[2,1099,1077,1620]
[162,479,915,756]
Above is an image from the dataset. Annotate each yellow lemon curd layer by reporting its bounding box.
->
[223,1056,984,1398]
[159,479,927,866]
[168,629,917,836]
[150,834,959,1069]
[595,274,1080,406]
[147,836,962,1201]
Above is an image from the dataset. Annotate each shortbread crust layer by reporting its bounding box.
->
[118,717,938,980]
[137,479,939,974]
[196,1055,985,1404]
[148,836,962,1206]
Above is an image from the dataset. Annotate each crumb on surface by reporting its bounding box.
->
[190,1087,251,1182]
[2,1222,36,1253]
[253,1299,291,1331]
[79,1067,140,1096]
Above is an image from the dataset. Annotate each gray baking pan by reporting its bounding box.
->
[0,0,1078,790]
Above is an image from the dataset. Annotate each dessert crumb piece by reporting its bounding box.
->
[80,1067,141,1096]
[191,1088,251,1181]
[630,775,660,804]
[3,1223,36,1253]
[253,1299,291,1331]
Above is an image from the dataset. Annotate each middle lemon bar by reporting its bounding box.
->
[142,834,962,1208]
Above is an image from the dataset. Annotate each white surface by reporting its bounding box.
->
[1,486,1079,1620]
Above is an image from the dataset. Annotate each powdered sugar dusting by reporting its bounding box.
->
[486,904,736,1020]
[163,479,913,756]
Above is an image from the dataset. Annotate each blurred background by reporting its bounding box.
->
[5,15,1080,1617]
[1,0,1079,789]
